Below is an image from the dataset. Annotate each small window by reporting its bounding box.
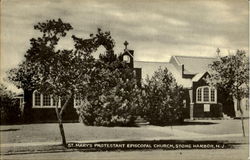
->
[133,70,137,76]
[211,89,215,102]
[183,100,187,108]
[197,88,202,102]
[123,55,130,63]
[43,94,51,106]
[74,94,83,108]
[203,87,209,102]
[34,92,41,106]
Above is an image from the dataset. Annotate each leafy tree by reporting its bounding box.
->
[8,18,136,145]
[0,83,20,124]
[8,19,87,146]
[8,61,38,91]
[76,63,141,126]
[8,60,43,122]
[142,67,184,125]
[206,50,249,136]
[74,31,141,126]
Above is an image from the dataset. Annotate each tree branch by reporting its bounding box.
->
[59,92,72,116]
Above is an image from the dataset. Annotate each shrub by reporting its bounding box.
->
[0,84,21,124]
[76,53,142,126]
[142,67,184,126]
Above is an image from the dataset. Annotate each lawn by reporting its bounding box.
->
[172,119,249,135]
[0,123,171,144]
[0,119,248,144]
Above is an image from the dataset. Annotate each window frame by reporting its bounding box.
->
[196,86,217,104]
[73,94,83,108]
[32,90,61,108]
[34,91,41,106]
[42,94,52,107]
[197,88,202,102]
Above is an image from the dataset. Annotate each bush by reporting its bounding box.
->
[76,53,142,126]
[141,67,185,126]
[0,84,21,124]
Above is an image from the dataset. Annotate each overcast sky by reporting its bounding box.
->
[1,0,249,92]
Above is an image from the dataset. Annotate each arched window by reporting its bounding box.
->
[196,86,217,103]
[203,87,209,102]
[123,55,130,63]
[32,91,61,108]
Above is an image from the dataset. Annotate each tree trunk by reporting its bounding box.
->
[55,102,67,147]
[237,98,245,137]
[55,95,72,147]
[23,90,33,123]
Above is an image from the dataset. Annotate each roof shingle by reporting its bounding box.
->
[174,56,217,74]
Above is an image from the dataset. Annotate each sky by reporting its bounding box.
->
[0,0,249,92]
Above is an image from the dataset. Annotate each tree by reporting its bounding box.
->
[73,31,142,126]
[0,83,20,124]
[8,19,130,145]
[8,19,92,146]
[76,60,141,126]
[142,67,184,126]
[206,50,249,136]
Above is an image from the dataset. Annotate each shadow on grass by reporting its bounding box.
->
[178,121,218,126]
[137,121,218,127]
[0,128,20,132]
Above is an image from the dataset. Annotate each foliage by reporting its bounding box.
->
[206,50,249,100]
[8,18,141,129]
[8,19,79,98]
[8,57,33,91]
[0,83,21,124]
[206,49,249,136]
[75,39,141,126]
[7,19,77,146]
[142,67,185,126]
[217,87,235,117]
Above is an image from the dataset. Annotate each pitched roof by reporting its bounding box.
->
[192,72,207,82]
[134,61,192,88]
[174,56,218,74]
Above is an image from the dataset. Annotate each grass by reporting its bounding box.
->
[0,123,171,144]
[173,119,249,135]
[0,119,248,144]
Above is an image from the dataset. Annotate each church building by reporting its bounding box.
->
[121,42,223,119]
[22,42,248,122]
